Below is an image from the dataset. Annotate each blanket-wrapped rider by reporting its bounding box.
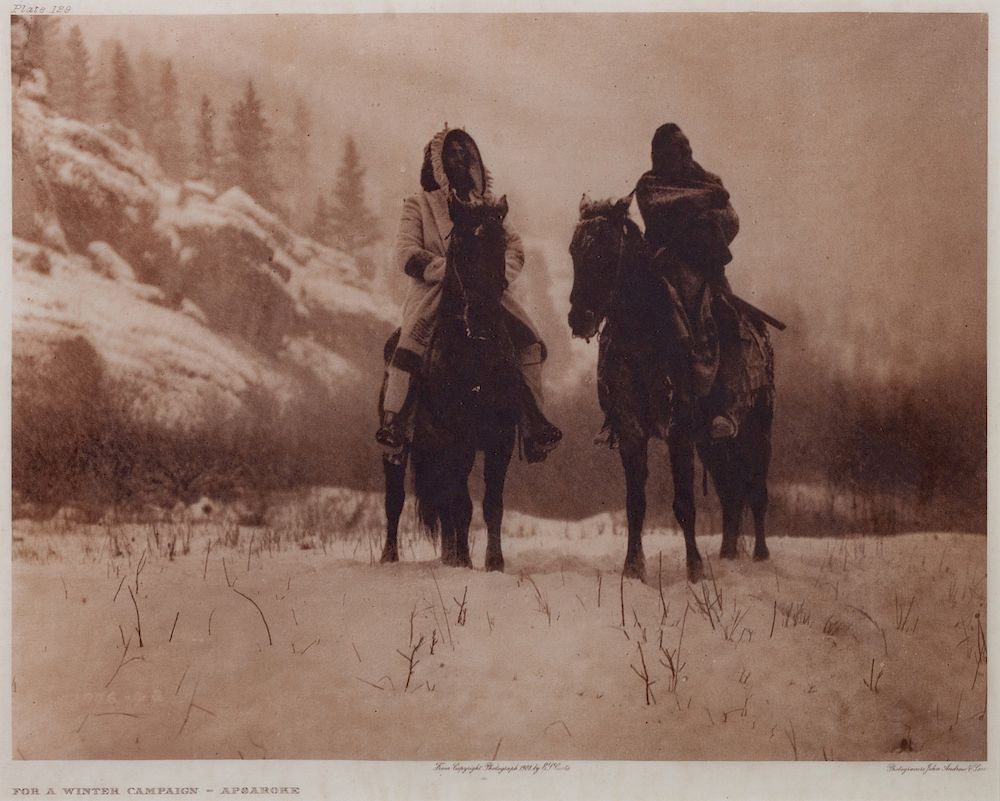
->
[635,122,744,440]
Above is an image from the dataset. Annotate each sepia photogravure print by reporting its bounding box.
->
[4,4,995,800]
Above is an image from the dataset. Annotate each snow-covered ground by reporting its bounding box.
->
[12,494,986,762]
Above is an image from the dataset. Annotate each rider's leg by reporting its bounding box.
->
[376,365,412,449]
[518,343,562,462]
[707,293,742,440]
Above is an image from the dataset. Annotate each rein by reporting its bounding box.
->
[595,219,630,340]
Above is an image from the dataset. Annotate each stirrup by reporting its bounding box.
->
[524,424,562,463]
[376,412,406,451]
[709,414,738,441]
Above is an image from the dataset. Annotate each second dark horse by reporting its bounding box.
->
[568,195,775,582]
[382,193,520,571]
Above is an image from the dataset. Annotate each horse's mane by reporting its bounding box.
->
[571,198,645,259]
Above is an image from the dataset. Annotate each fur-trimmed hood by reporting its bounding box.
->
[420,126,493,196]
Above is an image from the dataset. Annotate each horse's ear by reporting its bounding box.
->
[496,194,508,219]
[580,193,592,213]
[614,194,632,216]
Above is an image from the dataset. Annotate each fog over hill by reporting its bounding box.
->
[11,13,986,531]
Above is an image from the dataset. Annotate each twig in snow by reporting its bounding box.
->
[113,575,127,604]
[492,737,503,761]
[298,639,319,656]
[658,552,668,624]
[785,721,798,760]
[104,646,143,688]
[620,571,626,628]
[127,586,143,648]
[231,587,272,646]
[544,720,573,737]
[453,586,469,626]
[630,642,656,705]
[396,635,425,692]
[846,604,889,656]
[429,568,454,649]
[863,658,884,693]
[203,541,211,581]
[352,643,362,663]
[168,611,180,643]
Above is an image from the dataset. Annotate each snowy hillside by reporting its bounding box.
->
[12,67,395,428]
[12,69,398,511]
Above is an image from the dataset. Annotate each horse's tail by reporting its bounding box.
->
[412,453,441,538]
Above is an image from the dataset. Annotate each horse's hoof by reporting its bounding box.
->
[687,560,704,583]
[456,555,473,569]
[484,551,505,572]
[753,545,770,562]
[623,560,646,582]
[380,547,399,564]
[719,546,738,560]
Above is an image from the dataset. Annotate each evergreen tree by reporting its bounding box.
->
[223,80,276,207]
[134,48,159,144]
[152,59,186,178]
[326,136,381,256]
[193,95,218,182]
[309,194,332,243]
[19,15,60,78]
[91,39,118,123]
[107,41,140,131]
[61,25,93,120]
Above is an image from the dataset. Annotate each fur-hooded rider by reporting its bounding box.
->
[377,126,562,462]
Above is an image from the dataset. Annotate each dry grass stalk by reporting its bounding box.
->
[231,587,272,646]
[396,634,425,692]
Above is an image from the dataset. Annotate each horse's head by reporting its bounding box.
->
[445,193,510,337]
[568,193,637,340]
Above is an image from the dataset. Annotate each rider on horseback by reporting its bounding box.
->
[376,126,562,462]
[635,123,748,441]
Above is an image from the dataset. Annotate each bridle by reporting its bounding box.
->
[579,215,630,342]
[447,213,504,342]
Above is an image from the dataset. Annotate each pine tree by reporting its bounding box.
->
[61,25,93,120]
[134,48,159,144]
[223,80,276,207]
[18,15,59,78]
[151,59,186,178]
[107,41,140,131]
[326,136,381,256]
[310,194,332,243]
[193,95,218,182]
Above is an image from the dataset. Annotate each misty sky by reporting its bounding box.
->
[74,13,987,375]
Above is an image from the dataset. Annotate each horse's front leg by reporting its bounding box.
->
[669,426,703,582]
[619,434,649,581]
[482,427,515,572]
[448,445,476,569]
[380,455,406,564]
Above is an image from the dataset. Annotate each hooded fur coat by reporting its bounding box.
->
[390,127,542,374]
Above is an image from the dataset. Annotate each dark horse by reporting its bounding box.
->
[381,193,520,571]
[568,194,775,582]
